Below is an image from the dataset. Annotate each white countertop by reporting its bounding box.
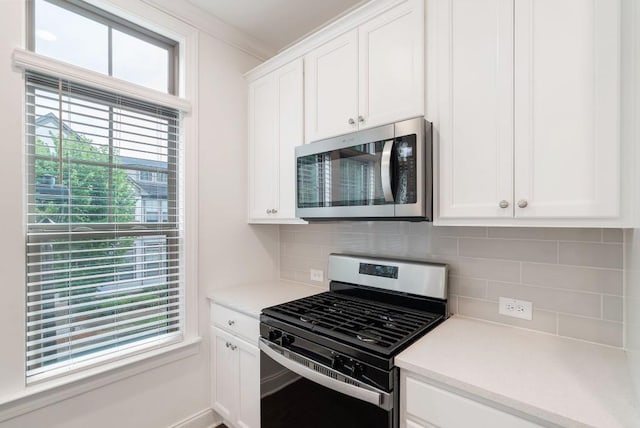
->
[207,279,325,318]
[396,316,640,428]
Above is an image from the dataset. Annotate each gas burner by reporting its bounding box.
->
[356,329,383,344]
[300,314,318,324]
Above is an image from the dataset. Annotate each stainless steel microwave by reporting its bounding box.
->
[295,117,432,221]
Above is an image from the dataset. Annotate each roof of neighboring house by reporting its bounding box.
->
[35,112,82,140]
[132,181,168,199]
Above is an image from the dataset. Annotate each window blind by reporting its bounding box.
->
[25,71,183,381]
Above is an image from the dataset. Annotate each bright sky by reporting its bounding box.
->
[34,0,172,164]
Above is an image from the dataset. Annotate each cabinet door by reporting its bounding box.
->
[211,327,238,422]
[436,0,514,218]
[275,59,303,220]
[514,0,620,218]
[235,337,260,428]
[248,73,277,220]
[404,375,543,428]
[304,30,358,143]
[358,0,424,129]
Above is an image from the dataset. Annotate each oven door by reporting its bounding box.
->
[259,338,394,428]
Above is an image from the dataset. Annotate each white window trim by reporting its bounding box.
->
[13,49,192,113]
[0,337,201,423]
[5,0,201,418]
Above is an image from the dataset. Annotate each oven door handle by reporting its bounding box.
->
[259,338,392,410]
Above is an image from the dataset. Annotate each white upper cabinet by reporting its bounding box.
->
[248,58,304,223]
[513,0,620,218]
[436,0,514,219]
[305,0,424,143]
[305,30,359,142]
[436,0,622,224]
[359,0,424,129]
[249,75,277,221]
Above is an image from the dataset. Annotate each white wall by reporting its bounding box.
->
[0,0,278,426]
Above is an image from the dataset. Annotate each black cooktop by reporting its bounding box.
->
[261,291,443,358]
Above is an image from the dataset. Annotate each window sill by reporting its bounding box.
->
[0,336,202,423]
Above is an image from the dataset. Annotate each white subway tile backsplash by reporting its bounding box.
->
[603,296,623,322]
[488,227,602,242]
[459,238,558,263]
[444,257,521,282]
[521,263,623,295]
[278,224,624,347]
[487,281,601,318]
[558,314,623,347]
[457,297,558,334]
[602,229,624,243]
[449,276,487,299]
[430,226,488,238]
[559,242,623,269]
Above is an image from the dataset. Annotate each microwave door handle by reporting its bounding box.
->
[259,338,392,410]
[381,140,394,203]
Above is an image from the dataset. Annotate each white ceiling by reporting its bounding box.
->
[187,0,367,53]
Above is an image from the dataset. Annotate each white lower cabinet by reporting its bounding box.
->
[401,373,543,428]
[211,315,260,428]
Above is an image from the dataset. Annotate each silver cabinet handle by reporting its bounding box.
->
[225,342,230,348]
[381,140,394,203]
[358,115,365,123]
[272,208,278,214]
[266,209,272,214]
[348,118,355,125]
[259,338,391,410]
[499,200,509,209]
[227,320,235,326]
[518,199,528,208]
[230,344,237,351]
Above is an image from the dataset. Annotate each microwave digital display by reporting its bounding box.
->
[358,263,398,279]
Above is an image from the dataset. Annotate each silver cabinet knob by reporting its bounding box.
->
[348,118,355,125]
[266,209,272,214]
[227,320,235,326]
[499,200,509,209]
[358,115,365,123]
[230,344,237,351]
[517,199,528,208]
[225,342,230,348]
[272,208,278,214]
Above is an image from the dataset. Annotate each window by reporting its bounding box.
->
[139,171,153,182]
[25,0,183,382]
[32,0,177,94]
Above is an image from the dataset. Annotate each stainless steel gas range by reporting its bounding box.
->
[259,254,448,428]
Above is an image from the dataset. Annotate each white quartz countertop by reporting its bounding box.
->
[396,316,640,428]
[207,279,325,318]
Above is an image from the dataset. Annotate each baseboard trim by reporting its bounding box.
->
[170,408,222,428]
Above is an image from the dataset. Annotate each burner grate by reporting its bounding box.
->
[264,292,443,356]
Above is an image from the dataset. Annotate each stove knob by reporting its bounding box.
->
[352,363,365,378]
[281,334,294,347]
[268,330,282,342]
[332,355,344,370]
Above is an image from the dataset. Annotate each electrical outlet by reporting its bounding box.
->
[310,269,324,282]
[498,297,533,320]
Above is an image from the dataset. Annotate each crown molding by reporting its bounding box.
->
[244,0,406,82]
[140,0,277,61]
